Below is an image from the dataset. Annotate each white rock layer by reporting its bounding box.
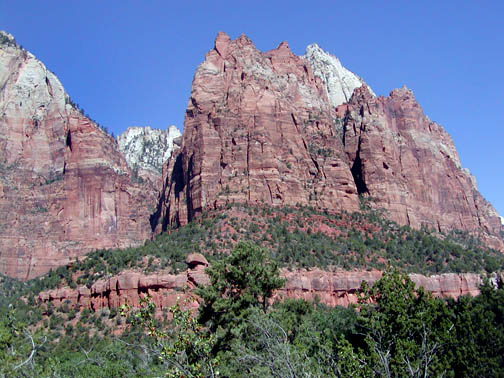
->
[117,125,181,175]
[303,43,374,108]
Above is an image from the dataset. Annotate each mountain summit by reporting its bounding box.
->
[0,31,502,279]
[156,32,502,250]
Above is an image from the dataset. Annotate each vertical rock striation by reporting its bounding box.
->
[339,85,503,249]
[157,32,361,229]
[157,33,503,250]
[0,31,158,280]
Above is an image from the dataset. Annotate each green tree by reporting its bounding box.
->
[121,295,219,378]
[448,277,504,377]
[357,270,453,377]
[197,242,285,350]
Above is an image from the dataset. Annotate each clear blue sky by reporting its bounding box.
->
[1,1,503,218]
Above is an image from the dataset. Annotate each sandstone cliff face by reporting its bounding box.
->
[0,32,158,280]
[117,125,181,183]
[38,267,497,311]
[157,33,503,249]
[157,32,360,229]
[339,86,503,250]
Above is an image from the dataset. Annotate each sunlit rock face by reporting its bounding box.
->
[156,32,503,251]
[156,32,362,229]
[339,85,503,250]
[117,125,181,183]
[303,43,374,107]
[37,268,497,311]
[0,31,158,280]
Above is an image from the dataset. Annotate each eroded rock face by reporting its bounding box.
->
[157,33,503,249]
[303,43,374,107]
[157,32,360,229]
[117,125,181,183]
[339,86,503,250]
[0,32,158,280]
[38,267,498,311]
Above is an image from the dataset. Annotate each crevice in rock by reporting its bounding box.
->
[66,130,72,151]
[350,138,368,195]
[186,154,195,223]
[246,121,252,201]
[151,153,184,232]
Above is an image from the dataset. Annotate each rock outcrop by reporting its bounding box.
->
[37,267,498,311]
[339,85,503,249]
[156,32,503,250]
[303,43,374,107]
[0,31,158,280]
[117,125,181,183]
[157,32,361,229]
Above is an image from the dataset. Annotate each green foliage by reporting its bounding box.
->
[197,242,285,349]
[1,265,504,376]
[122,295,219,377]
[357,270,454,377]
[12,203,504,303]
[447,278,504,377]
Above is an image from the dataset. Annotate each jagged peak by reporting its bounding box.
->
[305,43,338,60]
[303,43,374,107]
[214,31,231,57]
[117,125,182,175]
[213,32,256,59]
[389,85,416,100]
[348,84,375,103]
[0,30,17,47]
[276,41,291,50]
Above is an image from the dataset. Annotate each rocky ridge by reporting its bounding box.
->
[156,32,503,250]
[0,31,158,280]
[1,29,503,281]
[117,125,181,182]
[37,263,498,311]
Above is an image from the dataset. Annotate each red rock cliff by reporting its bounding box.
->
[38,267,498,312]
[340,86,503,250]
[156,32,360,229]
[0,32,158,280]
[156,33,503,250]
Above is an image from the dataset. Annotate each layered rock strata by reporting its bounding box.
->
[156,32,503,250]
[0,32,158,280]
[37,267,497,311]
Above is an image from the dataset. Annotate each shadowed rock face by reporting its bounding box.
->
[157,33,503,251]
[0,32,158,280]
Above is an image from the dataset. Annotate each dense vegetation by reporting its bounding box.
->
[1,243,503,377]
[12,202,504,300]
[1,203,503,376]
